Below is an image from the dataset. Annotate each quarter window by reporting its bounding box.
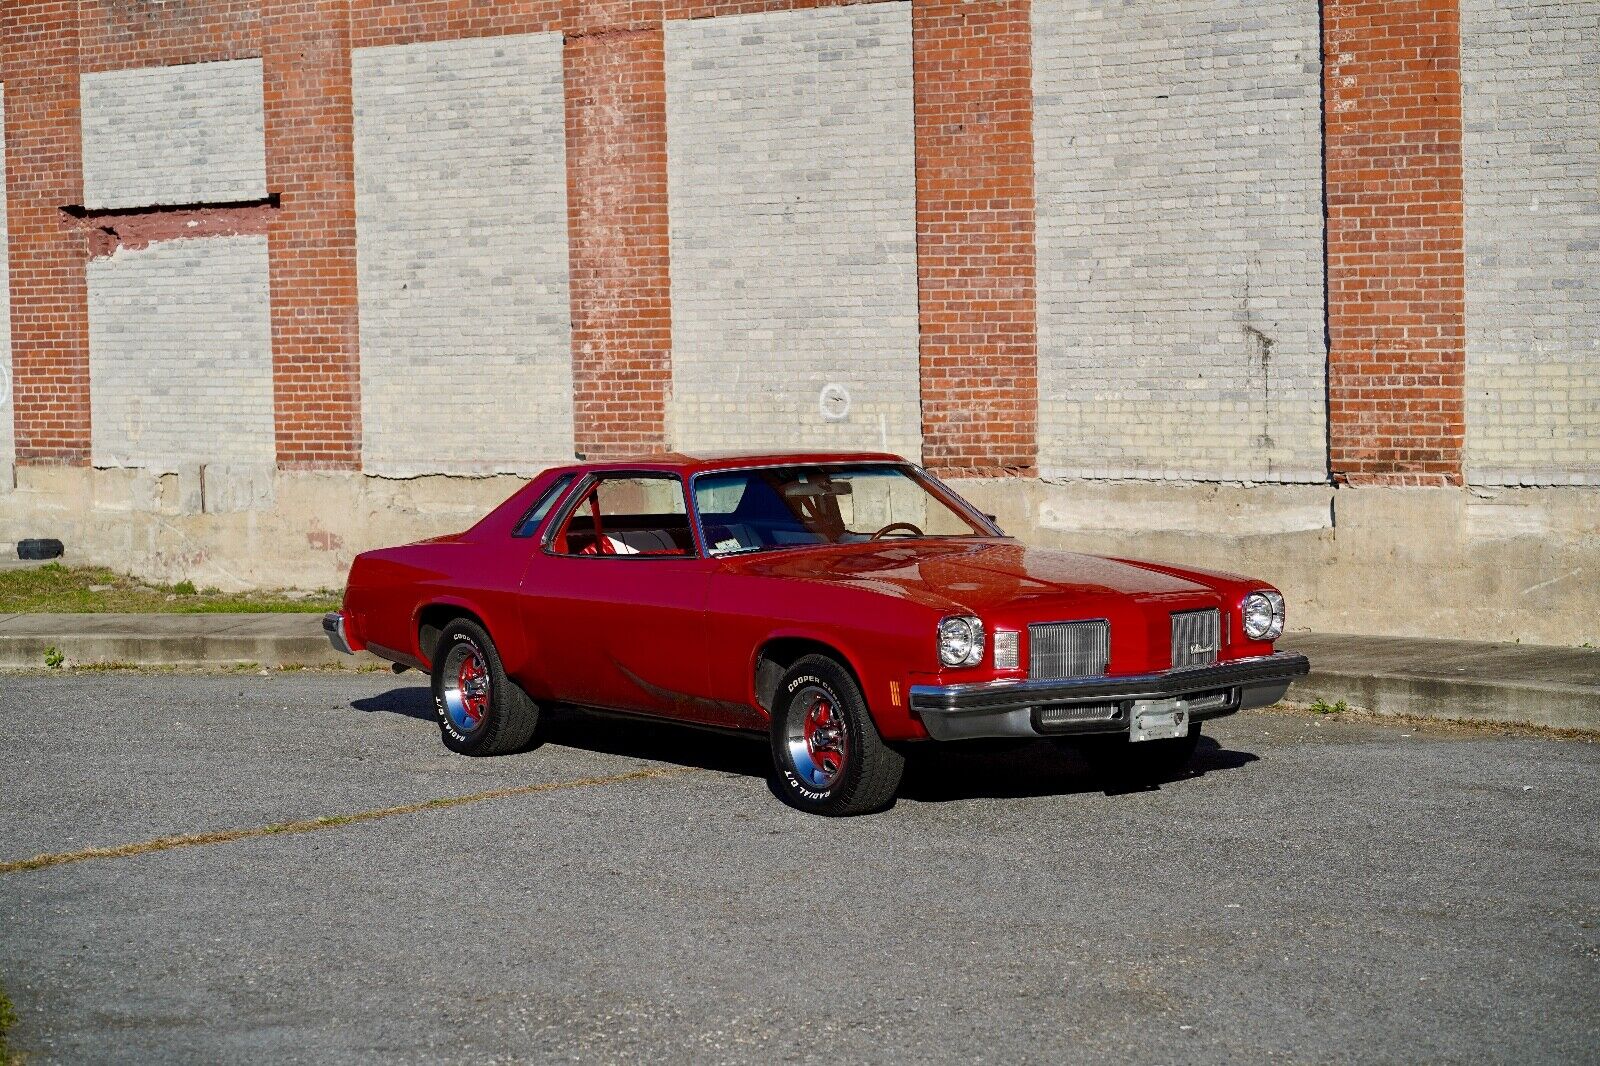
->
[512,474,575,538]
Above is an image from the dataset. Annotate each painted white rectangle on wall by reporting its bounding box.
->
[1033,0,1326,482]
[665,3,921,458]
[0,85,12,475]
[81,59,266,209]
[88,236,276,471]
[1463,0,1600,486]
[353,33,574,476]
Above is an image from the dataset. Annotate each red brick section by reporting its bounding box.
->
[564,28,674,460]
[911,0,1038,478]
[1,3,92,466]
[349,1,562,49]
[664,0,876,18]
[78,0,261,72]
[68,202,279,259]
[262,0,362,469]
[1324,0,1466,487]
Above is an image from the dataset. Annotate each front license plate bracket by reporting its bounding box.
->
[1130,698,1189,742]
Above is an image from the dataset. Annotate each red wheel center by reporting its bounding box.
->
[802,698,844,774]
[456,655,489,724]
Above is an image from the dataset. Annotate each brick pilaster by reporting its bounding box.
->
[1,4,92,466]
[262,0,362,469]
[1324,0,1466,486]
[911,0,1038,478]
[564,27,673,460]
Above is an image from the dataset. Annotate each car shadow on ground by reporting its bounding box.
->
[898,735,1259,802]
[350,686,1260,803]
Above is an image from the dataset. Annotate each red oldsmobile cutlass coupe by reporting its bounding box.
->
[325,451,1308,815]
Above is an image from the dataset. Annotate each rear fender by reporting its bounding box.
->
[412,594,530,676]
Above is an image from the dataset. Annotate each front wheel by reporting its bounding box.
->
[430,619,541,756]
[771,655,904,816]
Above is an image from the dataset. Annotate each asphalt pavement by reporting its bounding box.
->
[1,671,1596,1064]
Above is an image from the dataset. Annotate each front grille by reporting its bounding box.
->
[1171,608,1220,670]
[1028,620,1109,680]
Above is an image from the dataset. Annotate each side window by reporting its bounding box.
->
[512,474,575,538]
[553,475,693,557]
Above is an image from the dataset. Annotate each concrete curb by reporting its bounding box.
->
[0,614,380,671]
[1,617,1594,734]
[1281,633,1599,733]
[1291,667,1598,733]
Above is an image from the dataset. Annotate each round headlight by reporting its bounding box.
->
[938,615,985,667]
[1241,591,1285,641]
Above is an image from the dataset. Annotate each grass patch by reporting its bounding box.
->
[1308,697,1349,716]
[0,980,19,1065]
[0,563,337,614]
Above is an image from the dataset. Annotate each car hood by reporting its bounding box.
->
[724,539,1226,614]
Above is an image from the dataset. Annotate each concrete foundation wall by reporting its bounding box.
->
[87,236,275,472]
[1462,0,1600,486]
[953,479,1599,648]
[1032,0,1326,482]
[0,467,1592,648]
[352,33,574,476]
[664,3,921,457]
[80,59,266,209]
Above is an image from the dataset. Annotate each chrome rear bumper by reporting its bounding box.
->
[908,652,1310,741]
[322,611,355,656]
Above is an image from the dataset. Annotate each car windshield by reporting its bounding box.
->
[693,464,987,556]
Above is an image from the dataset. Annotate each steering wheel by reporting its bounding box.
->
[870,522,924,540]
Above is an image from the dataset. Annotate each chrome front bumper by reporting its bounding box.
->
[908,652,1310,741]
[322,611,354,656]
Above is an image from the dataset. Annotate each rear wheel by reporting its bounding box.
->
[431,619,541,756]
[1068,724,1201,783]
[770,655,903,816]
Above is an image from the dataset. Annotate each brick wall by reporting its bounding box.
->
[1324,0,1466,487]
[1,3,92,466]
[565,26,673,461]
[1462,0,1599,487]
[78,0,262,72]
[262,0,361,470]
[80,59,267,210]
[1033,0,1326,483]
[664,2,922,458]
[913,0,1037,478]
[352,33,573,476]
[88,237,275,471]
[0,85,11,473]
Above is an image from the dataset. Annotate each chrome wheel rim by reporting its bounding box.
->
[785,686,848,790]
[441,643,491,733]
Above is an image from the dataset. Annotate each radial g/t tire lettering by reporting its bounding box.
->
[430,619,541,756]
[771,654,904,816]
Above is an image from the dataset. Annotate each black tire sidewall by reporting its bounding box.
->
[431,622,506,754]
[772,668,857,809]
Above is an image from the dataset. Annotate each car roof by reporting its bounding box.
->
[551,450,910,477]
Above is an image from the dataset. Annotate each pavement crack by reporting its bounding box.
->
[0,765,701,876]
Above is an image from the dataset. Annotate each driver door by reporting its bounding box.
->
[520,472,715,718]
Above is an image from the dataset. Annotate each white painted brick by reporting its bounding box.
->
[665,3,921,458]
[1032,0,1327,482]
[353,33,574,476]
[1463,0,1600,486]
[88,236,275,472]
[0,85,12,475]
[81,59,266,209]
